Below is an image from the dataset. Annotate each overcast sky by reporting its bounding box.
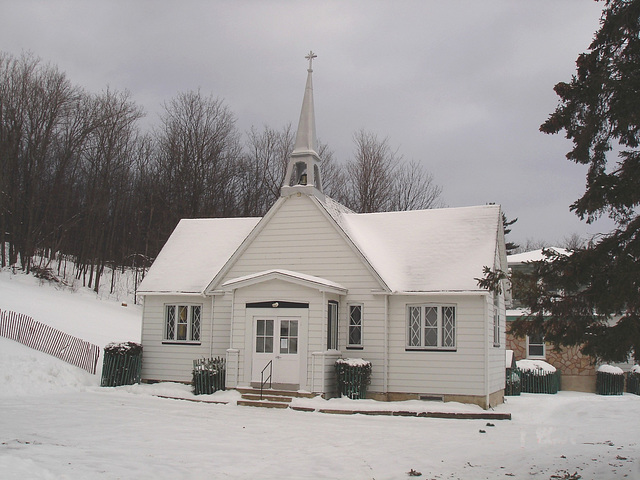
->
[1,1,615,247]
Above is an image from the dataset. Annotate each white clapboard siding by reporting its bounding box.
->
[141,294,222,383]
[487,291,507,393]
[386,294,491,396]
[220,194,387,390]
[224,195,382,289]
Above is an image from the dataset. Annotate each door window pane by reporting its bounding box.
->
[289,337,298,354]
[256,319,274,353]
[280,320,298,354]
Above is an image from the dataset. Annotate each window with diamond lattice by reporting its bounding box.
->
[348,305,363,348]
[407,305,456,349]
[164,304,201,343]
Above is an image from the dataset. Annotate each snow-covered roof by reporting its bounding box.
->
[138,217,260,294]
[336,204,501,293]
[507,247,570,265]
[140,202,502,295]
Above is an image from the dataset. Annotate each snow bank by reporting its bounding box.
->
[0,337,97,396]
[632,365,640,374]
[597,364,624,375]
[516,359,556,373]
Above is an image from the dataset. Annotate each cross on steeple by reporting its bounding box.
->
[305,51,317,71]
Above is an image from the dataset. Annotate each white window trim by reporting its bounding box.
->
[526,334,546,359]
[163,303,202,344]
[347,303,363,349]
[406,304,457,351]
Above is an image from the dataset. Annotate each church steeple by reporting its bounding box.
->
[282,51,324,198]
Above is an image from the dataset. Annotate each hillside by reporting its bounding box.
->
[0,269,639,479]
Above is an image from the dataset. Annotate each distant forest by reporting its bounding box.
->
[0,51,442,293]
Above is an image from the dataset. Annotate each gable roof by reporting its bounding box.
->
[336,204,502,293]
[137,217,260,294]
[139,202,502,296]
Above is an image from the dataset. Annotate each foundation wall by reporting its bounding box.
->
[368,389,504,410]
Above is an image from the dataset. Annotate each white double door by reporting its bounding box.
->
[251,316,300,386]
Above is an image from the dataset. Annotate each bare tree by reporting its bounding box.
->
[155,90,241,226]
[74,88,144,292]
[0,51,83,271]
[238,124,295,216]
[343,129,442,213]
[345,129,397,213]
[562,233,586,250]
[389,159,443,211]
[512,238,550,254]
[317,141,348,201]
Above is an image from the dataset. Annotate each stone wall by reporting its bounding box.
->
[506,333,597,393]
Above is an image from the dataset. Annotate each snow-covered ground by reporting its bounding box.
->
[1,270,639,479]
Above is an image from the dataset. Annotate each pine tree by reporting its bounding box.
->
[502,213,519,255]
[511,0,640,363]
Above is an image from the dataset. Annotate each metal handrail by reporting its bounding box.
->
[260,360,272,399]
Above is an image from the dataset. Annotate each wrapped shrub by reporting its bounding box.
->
[505,367,521,396]
[596,365,625,395]
[627,365,640,395]
[335,358,372,399]
[516,359,560,394]
[192,357,226,395]
[101,342,142,387]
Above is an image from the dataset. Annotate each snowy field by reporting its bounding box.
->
[1,270,640,479]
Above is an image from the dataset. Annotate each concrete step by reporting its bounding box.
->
[237,399,290,409]
[241,393,292,403]
[235,387,317,399]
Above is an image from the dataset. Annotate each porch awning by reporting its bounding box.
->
[220,269,348,295]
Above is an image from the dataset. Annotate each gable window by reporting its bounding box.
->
[164,304,201,343]
[327,301,338,350]
[527,333,545,358]
[347,304,363,349]
[407,305,456,350]
[493,293,501,347]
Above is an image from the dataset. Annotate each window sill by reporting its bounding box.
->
[346,346,363,350]
[405,348,457,352]
[493,343,501,348]
[162,341,202,346]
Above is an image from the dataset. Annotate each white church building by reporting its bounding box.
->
[138,54,508,409]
